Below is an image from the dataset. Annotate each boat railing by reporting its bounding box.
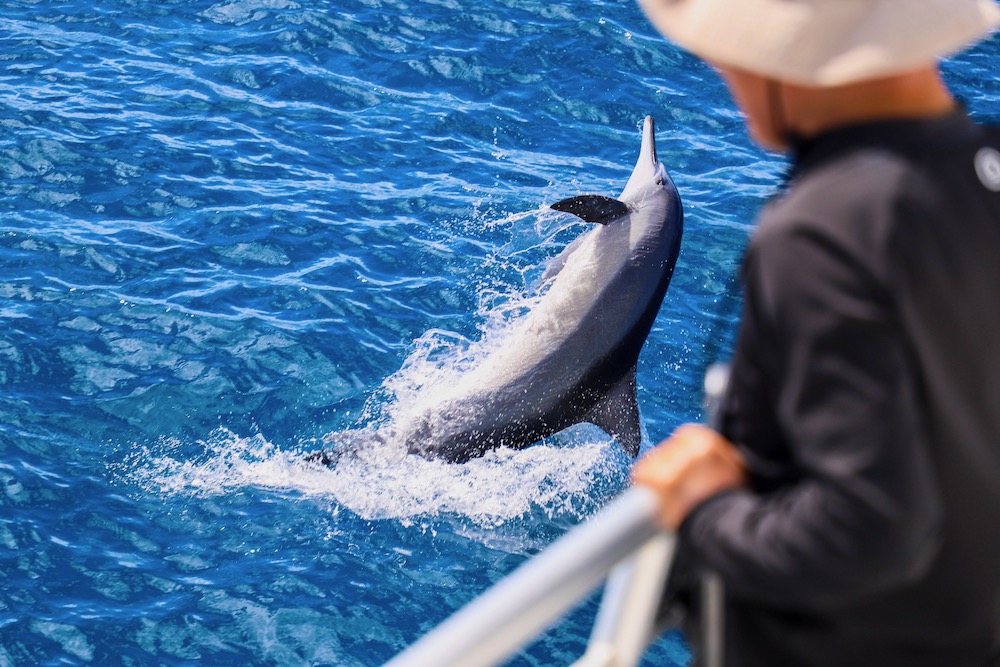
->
[382,486,677,667]
[385,365,733,667]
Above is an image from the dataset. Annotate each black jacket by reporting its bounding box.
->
[681,111,1000,666]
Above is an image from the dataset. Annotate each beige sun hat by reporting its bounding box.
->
[637,0,1000,86]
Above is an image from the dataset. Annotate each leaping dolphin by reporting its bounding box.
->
[313,116,682,464]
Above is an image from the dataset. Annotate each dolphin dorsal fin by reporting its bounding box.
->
[583,366,643,456]
[551,195,629,224]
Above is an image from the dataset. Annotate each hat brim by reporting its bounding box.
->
[638,0,1000,86]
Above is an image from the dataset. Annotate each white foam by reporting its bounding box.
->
[117,426,630,531]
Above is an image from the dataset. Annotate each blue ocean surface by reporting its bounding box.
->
[1,1,997,665]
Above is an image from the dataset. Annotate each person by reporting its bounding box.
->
[630,1,1000,665]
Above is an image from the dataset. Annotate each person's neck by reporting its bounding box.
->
[782,67,957,139]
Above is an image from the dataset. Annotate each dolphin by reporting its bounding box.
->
[313,116,682,464]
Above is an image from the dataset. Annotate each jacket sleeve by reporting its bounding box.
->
[680,223,943,612]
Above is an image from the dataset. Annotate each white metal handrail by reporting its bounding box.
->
[383,487,674,667]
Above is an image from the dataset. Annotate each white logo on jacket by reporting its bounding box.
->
[975,147,1000,191]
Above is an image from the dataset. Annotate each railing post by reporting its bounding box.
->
[701,362,730,667]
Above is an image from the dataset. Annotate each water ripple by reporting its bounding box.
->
[1,2,996,665]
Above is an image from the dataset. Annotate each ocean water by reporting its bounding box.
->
[1,1,997,665]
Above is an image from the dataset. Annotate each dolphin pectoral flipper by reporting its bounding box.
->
[582,367,643,457]
[551,195,629,224]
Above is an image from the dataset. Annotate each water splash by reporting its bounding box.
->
[116,426,630,531]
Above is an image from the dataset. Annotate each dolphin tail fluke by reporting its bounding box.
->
[583,367,643,457]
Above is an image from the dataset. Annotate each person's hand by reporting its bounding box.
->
[631,424,748,531]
